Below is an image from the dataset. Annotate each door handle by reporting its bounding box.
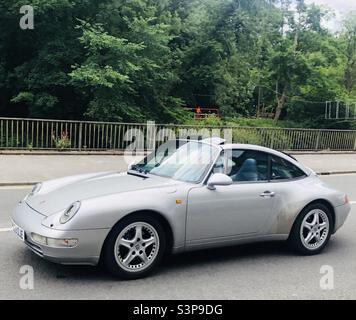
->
[260,191,275,198]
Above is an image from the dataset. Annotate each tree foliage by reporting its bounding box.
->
[0,0,355,126]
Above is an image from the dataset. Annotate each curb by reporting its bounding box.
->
[0,182,36,187]
[290,152,356,155]
[317,171,356,176]
[1,171,356,187]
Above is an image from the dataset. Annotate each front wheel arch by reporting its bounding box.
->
[99,210,174,265]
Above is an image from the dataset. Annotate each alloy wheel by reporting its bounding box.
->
[300,209,329,250]
[114,222,160,272]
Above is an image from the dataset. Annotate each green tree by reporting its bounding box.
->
[69,0,184,122]
[0,0,354,128]
[342,12,356,97]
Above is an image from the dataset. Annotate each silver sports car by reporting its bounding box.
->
[12,138,351,279]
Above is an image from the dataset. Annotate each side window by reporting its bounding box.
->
[271,156,306,180]
[212,154,226,174]
[226,150,268,182]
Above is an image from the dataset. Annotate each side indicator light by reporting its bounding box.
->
[345,195,350,204]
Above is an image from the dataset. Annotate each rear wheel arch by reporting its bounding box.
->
[289,199,335,237]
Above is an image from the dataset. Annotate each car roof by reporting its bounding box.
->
[221,143,311,175]
[222,143,283,155]
[181,139,312,175]
[193,141,310,176]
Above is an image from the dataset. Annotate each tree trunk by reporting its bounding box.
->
[274,87,287,121]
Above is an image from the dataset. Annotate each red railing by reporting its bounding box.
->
[184,107,221,119]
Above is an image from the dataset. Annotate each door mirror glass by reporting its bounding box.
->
[207,173,233,190]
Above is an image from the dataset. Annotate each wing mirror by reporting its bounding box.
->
[128,161,136,171]
[207,173,233,190]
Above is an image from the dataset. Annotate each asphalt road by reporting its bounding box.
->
[0,175,355,300]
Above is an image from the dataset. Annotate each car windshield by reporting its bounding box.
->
[131,140,219,183]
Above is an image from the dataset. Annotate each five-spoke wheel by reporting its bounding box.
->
[289,203,333,255]
[300,209,329,250]
[114,222,159,272]
[103,214,166,279]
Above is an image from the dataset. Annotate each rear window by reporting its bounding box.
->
[271,156,306,180]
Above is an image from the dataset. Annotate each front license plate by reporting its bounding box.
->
[13,223,25,242]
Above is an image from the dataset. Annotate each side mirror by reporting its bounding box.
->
[207,173,233,190]
[128,161,136,171]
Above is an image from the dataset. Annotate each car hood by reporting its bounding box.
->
[26,171,178,216]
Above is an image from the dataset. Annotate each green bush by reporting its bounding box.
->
[183,115,223,127]
[0,134,20,148]
[231,128,293,150]
[182,116,296,149]
[232,128,263,145]
[184,116,305,129]
[52,132,71,150]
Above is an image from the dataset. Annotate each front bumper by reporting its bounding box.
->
[333,203,351,233]
[12,201,110,266]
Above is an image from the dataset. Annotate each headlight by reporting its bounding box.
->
[60,201,81,224]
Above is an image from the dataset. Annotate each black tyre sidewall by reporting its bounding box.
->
[289,203,333,255]
[103,214,166,280]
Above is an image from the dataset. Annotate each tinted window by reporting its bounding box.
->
[225,150,268,182]
[271,156,306,180]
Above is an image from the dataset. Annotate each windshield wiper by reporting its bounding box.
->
[128,165,149,178]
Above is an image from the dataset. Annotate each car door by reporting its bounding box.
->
[186,149,277,246]
[261,154,309,232]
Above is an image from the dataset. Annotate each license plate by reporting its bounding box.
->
[13,223,25,242]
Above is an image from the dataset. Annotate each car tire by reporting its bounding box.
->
[288,203,333,255]
[103,214,166,280]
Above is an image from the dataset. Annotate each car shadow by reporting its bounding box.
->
[162,241,292,269]
[18,240,295,282]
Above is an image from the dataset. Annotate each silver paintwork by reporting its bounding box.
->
[11,141,351,266]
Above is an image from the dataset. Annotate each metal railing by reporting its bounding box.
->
[0,117,356,151]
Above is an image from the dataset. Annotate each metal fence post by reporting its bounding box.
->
[146,121,156,151]
[270,130,274,149]
[315,130,321,151]
[78,122,83,151]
